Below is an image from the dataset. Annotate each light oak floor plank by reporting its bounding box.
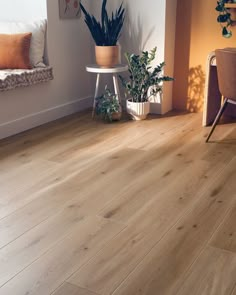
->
[52,283,98,295]
[0,147,144,249]
[99,133,233,227]
[68,223,167,295]
[0,205,116,287]
[231,286,236,295]
[176,246,236,295]
[0,111,235,295]
[68,140,236,294]
[210,204,236,253]
[0,159,60,219]
[110,157,236,295]
[0,216,124,295]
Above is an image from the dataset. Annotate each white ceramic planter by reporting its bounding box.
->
[126,99,150,120]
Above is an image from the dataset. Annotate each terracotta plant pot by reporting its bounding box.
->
[126,99,150,120]
[111,111,122,121]
[95,45,119,67]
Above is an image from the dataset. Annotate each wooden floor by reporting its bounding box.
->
[0,111,236,295]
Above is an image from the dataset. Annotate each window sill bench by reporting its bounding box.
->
[0,66,53,91]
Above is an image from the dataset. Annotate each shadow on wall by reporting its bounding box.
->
[118,6,155,100]
[187,65,205,112]
[120,6,155,58]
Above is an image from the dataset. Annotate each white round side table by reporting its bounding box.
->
[86,64,128,118]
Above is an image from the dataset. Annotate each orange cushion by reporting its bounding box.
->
[0,33,32,69]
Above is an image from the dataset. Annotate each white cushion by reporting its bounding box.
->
[0,19,47,67]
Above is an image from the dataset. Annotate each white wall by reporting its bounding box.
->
[0,0,47,21]
[163,0,177,114]
[0,0,94,139]
[120,0,177,114]
[107,0,177,114]
[119,0,166,62]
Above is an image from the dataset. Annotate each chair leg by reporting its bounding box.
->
[205,98,228,142]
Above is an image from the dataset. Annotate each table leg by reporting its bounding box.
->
[92,73,100,118]
[113,74,121,103]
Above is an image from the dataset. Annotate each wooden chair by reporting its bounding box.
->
[206,48,236,142]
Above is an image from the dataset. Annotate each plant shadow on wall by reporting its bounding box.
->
[120,10,155,57]
[187,65,205,113]
[119,10,156,100]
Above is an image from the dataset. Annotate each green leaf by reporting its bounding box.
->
[119,47,174,102]
[217,13,230,22]
[80,0,125,46]
[222,26,232,37]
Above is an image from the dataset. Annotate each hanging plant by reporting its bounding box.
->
[216,0,233,38]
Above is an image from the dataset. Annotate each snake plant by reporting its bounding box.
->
[80,0,125,46]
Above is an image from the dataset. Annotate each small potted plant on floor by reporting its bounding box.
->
[119,47,174,120]
[95,87,122,122]
[80,0,125,67]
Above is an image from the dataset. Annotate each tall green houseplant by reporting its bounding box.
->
[120,47,173,103]
[119,47,173,120]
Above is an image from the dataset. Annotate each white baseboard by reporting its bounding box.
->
[0,96,93,140]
